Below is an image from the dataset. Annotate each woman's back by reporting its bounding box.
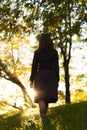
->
[36,48,58,70]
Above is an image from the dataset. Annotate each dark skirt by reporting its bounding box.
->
[34,69,58,103]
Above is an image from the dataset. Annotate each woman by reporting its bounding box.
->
[30,34,59,119]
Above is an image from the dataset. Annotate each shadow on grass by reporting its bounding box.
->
[0,112,22,130]
[42,116,56,130]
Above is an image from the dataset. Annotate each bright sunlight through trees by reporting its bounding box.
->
[0,33,37,111]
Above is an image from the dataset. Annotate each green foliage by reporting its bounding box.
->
[21,120,39,130]
[0,0,25,39]
[1,0,86,40]
[72,89,87,102]
[75,74,85,82]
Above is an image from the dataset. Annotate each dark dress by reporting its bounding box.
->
[30,48,59,103]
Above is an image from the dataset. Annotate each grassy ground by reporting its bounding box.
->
[0,101,87,130]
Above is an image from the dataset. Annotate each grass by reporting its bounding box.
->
[0,101,87,130]
[49,101,87,130]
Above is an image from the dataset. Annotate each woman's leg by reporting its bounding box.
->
[38,100,48,118]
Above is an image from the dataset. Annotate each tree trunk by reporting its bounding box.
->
[0,59,34,107]
[6,73,34,107]
[63,59,71,103]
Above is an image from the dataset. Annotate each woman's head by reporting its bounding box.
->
[38,34,53,51]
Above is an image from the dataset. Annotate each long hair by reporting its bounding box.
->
[38,34,54,51]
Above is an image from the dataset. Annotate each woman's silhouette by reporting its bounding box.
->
[30,34,59,119]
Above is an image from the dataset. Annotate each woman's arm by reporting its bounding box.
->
[30,51,38,83]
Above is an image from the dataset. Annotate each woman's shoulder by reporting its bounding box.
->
[34,49,39,54]
[34,48,58,55]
